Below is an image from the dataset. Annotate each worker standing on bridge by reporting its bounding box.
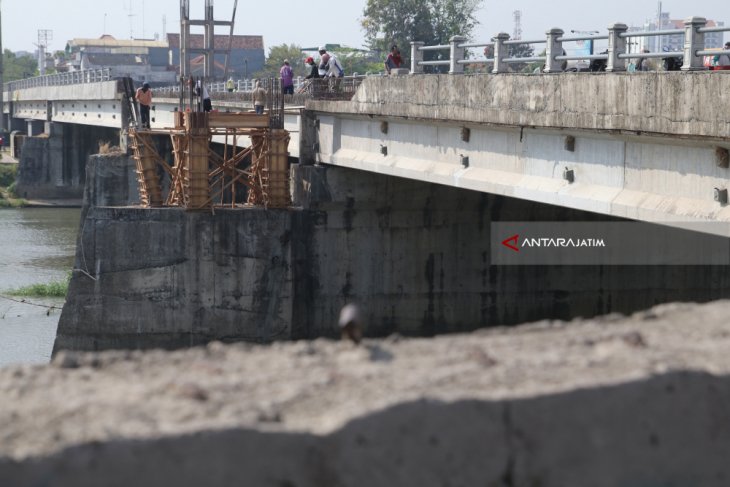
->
[304,57,319,79]
[252,79,267,115]
[135,82,152,129]
[317,46,331,77]
[226,77,235,92]
[280,60,294,95]
[195,80,212,112]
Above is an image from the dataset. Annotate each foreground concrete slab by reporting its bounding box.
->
[2,300,730,486]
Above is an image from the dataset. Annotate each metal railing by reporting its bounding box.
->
[152,75,366,105]
[411,16,730,74]
[4,68,113,91]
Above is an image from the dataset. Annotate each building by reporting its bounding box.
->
[61,33,265,83]
[166,34,264,79]
[65,35,175,83]
[640,14,725,52]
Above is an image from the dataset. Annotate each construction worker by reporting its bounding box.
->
[135,82,152,128]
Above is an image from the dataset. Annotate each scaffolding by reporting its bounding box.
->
[128,1,289,211]
[179,0,238,80]
[130,78,290,210]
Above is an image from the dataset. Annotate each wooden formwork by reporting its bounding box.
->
[268,129,292,208]
[130,111,289,210]
[129,129,163,207]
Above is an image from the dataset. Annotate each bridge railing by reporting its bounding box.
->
[411,17,730,73]
[3,68,113,92]
[153,76,365,103]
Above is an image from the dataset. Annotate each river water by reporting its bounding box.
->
[0,208,81,367]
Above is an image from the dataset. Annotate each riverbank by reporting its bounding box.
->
[1,161,82,208]
[1,299,728,486]
[0,207,81,366]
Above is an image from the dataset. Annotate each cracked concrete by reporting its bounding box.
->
[3,300,730,486]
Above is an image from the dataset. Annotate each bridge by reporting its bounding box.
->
[4,15,730,233]
[1,14,718,351]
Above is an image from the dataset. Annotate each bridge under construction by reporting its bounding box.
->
[129,0,290,210]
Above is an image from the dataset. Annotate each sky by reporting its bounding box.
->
[1,0,727,54]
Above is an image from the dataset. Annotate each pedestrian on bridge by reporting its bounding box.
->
[280,60,294,95]
[226,77,235,92]
[135,82,152,129]
[385,45,402,74]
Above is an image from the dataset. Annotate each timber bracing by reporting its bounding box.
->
[130,111,290,210]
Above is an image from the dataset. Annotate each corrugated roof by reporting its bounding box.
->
[167,33,263,50]
[68,35,168,49]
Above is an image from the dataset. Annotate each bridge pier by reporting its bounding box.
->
[25,120,45,137]
[55,157,730,352]
[15,122,120,200]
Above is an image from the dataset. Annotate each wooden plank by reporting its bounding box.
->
[207,112,270,129]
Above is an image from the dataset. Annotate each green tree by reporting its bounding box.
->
[327,47,382,75]
[256,44,305,79]
[508,43,535,73]
[362,0,433,56]
[361,0,483,67]
[3,50,37,81]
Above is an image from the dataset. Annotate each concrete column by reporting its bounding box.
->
[268,129,291,208]
[607,23,628,72]
[449,35,467,74]
[411,42,425,74]
[492,33,510,74]
[26,120,44,136]
[682,17,708,71]
[185,113,210,209]
[544,28,565,73]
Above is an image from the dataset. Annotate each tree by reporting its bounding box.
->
[361,0,483,67]
[508,43,535,73]
[2,50,37,82]
[255,44,305,79]
[327,47,382,75]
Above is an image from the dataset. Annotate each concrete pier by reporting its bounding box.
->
[15,122,119,200]
[54,156,730,352]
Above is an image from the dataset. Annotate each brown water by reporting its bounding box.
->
[0,208,81,367]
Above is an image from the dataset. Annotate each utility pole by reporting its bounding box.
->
[0,0,5,132]
[513,10,523,41]
[37,29,52,76]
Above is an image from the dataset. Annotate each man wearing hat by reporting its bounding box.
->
[304,56,319,79]
[317,46,331,77]
[280,59,294,95]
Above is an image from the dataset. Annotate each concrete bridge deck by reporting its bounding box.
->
[4,71,730,233]
[306,72,730,234]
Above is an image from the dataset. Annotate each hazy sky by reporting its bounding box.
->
[1,1,726,54]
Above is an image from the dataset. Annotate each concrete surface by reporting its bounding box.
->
[15,123,120,200]
[306,73,730,229]
[308,72,730,140]
[4,300,730,486]
[55,159,730,352]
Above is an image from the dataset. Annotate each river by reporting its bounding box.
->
[0,208,81,367]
